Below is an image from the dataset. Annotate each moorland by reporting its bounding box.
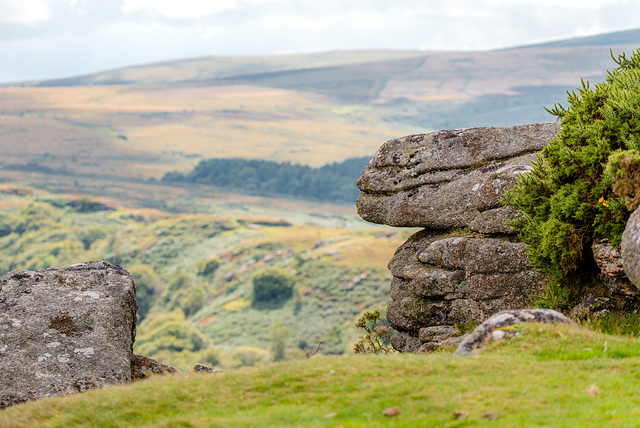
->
[2,28,640,424]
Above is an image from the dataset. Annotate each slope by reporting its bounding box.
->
[2,323,640,427]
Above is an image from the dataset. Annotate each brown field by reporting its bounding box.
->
[2,33,639,218]
[0,84,409,184]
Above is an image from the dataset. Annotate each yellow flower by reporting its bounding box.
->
[598,197,610,208]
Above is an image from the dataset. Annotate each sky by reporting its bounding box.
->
[1,0,640,83]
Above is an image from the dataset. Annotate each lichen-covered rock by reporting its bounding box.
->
[454,309,574,356]
[622,207,640,290]
[468,207,521,235]
[0,262,137,408]
[357,124,560,353]
[356,123,560,229]
[385,229,545,344]
[389,331,421,353]
[593,239,639,296]
[193,363,222,373]
[131,354,181,381]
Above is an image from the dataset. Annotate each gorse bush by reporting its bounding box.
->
[353,309,394,354]
[252,267,295,306]
[505,49,640,296]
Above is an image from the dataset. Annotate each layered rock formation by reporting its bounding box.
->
[357,123,561,352]
[0,262,137,408]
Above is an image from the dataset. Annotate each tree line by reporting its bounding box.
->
[161,156,372,203]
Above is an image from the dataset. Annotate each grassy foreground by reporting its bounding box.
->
[3,323,640,427]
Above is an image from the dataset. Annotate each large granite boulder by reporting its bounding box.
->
[386,229,546,351]
[356,123,561,352]
[357,123,560,228]
[0,261,137,408]
[622,207,640,289]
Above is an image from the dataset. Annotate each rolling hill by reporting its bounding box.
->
[1,29,639,213]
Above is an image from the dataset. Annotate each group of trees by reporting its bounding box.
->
[161,157,371,203]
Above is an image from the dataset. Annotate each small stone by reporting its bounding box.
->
[193,363,222,373]
[492,330,507,341]
[482,412,498,420]
[416,342,439,354]
[383,406,400,417]
[453,410,469,419]
[131,354,181,381]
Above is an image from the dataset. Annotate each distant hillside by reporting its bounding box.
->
[15,28,640,129]
[22,50,430,88]
[1,28,639,212]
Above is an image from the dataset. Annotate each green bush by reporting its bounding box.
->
[505,50,640,295]
[225,346,269,368]
[605,149,640,210]
[78,226,107,250]
[197,347,222,367]
[135,311,206,356]
[198,257,221,276]
[252,267,295,306]
[269,321,292,362]
[129,264,160,322]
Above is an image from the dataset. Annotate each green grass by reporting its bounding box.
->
[3,323,640,426]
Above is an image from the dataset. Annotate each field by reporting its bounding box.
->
[0,187,411,369]
[2,29,640,410]
[1,30,639,212]
[2,323,640,427]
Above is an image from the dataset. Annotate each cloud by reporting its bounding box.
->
[1,0,640,83]
[121,0,238,19]
[0,0,52,24]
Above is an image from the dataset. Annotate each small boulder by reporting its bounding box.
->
[131,354,181,381]
[0,262,137,408]
[454,309,573,356]
[193,363,222,373]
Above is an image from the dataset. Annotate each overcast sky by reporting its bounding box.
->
[1,0,640,83]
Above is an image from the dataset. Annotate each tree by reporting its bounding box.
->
[269,322,292,362]
[129,264,159,322]
[252,267,295,306]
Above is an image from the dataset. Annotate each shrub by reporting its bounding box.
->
[505,50,640,295]
[225,346,269,368]
[129,264,160,322]
[135,311,207,356]
[605,149,640,210]
[78,226,107,250]
[198,257,221,276]
[353,309,394,354]
[252,267,295,306]
[197,347,222,367]
[269,321,292,362]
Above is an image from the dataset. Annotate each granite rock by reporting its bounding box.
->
[131,354,181,381]
[0,262,137,408]
[622,207,640,290]
[454,309,573,356]
[356,123,560,229]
